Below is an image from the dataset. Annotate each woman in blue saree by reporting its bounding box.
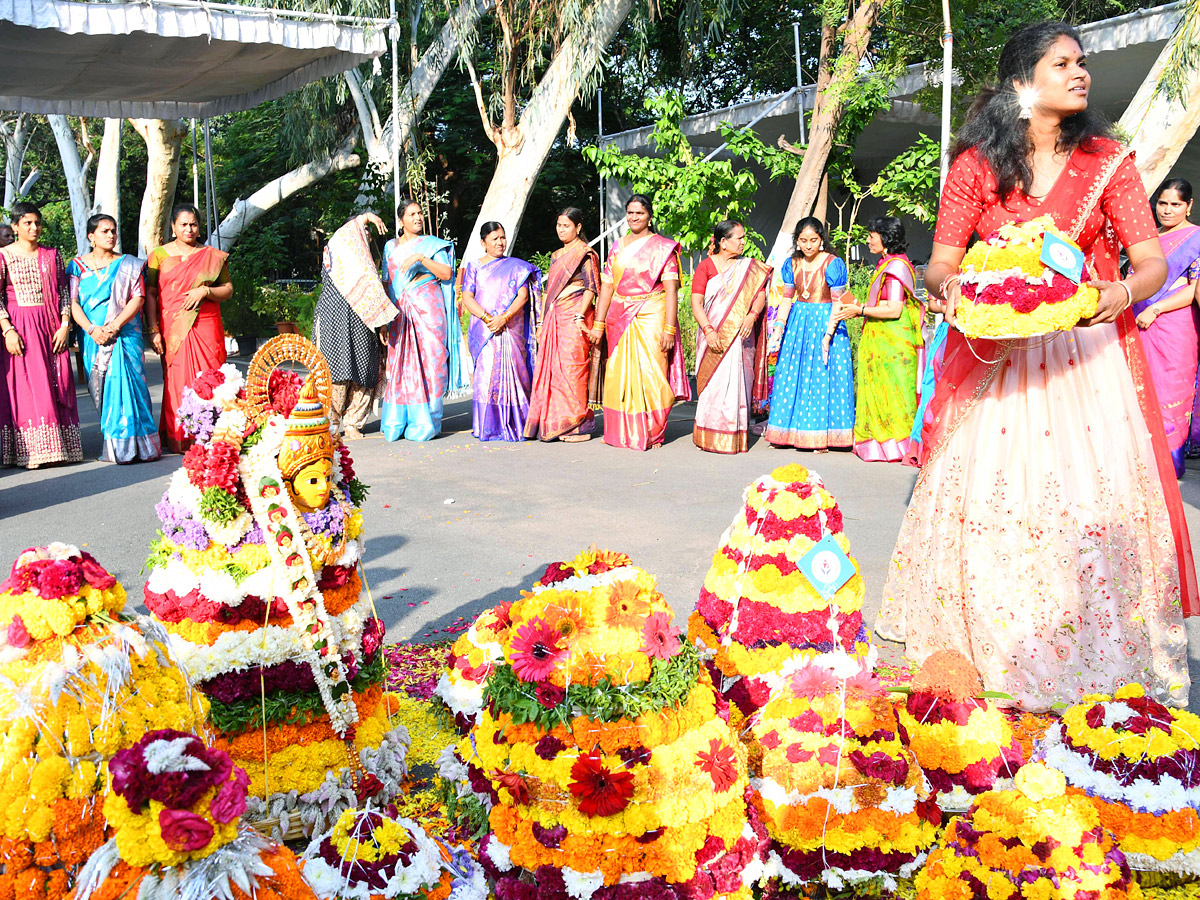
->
[67,213,161,463]
[459,221,540,441]
[380,198,468,441]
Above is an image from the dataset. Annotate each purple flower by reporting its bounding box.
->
[155,497,212,550]
[177,390,220,442]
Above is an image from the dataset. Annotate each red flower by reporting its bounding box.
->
[79,556,116,590]
[493,770,531,805]
[337,443,356,482]
[538,562,573,586]
[569,751,634,817]
[785,744,813,764]
[760,730,782,750]
[356,773,386,802]
[361,618,384,660]
[848,749,909,785]
[205,441,240,492]
[158,809,213,851]
[509,618,566,682]
[182,444,208,487]
[7,615,30,648]
[641,611,681,660]
[488,601,514,633]
[191,369,224,401]
[696,739,738,792]
[36,560,83,599]
[268,369,304,416]
[535,682,565,709]
[1084,704,1105,729]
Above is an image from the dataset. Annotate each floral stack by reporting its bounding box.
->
[302,807,487,900]
[895,650,1024,812]
[915,762,1141,899]
[142,337,408,837]
[433,605,510,732]
[1038,684,1200,877]
[0,544,208,900]
[456,551,766,900]
[751,664,939,894]
[688,464,875,718]
[69,729,317,900]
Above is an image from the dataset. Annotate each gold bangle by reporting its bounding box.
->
[664,326,677,336]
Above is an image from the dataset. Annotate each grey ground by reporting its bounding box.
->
[4,349,1200,710]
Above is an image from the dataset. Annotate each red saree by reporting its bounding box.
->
[153,245,229,453]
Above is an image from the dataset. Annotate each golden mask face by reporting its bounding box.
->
[289,458,334,512]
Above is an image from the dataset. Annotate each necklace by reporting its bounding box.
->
[797,254,823,300]
[715,256,739,297]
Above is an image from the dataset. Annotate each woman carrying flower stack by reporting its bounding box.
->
[592,194,692,450]
[1135,177,1200,477]
[690,220,770,453]
[842,216,923,463]
[877,22,1195,711]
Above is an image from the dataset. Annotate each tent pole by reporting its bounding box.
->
[391,0,400,227]
[597,86,604,260]
[191,118,200,206]
[794,23,806,145]
[940,0,953,189]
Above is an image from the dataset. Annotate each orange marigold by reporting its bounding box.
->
[911,649,983,702]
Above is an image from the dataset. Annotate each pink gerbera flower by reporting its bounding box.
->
[788,665,836,698]
[640,611,681,660]
[509,618,566,682]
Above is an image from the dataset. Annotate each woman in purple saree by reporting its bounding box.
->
[1137,177,1200,477]
[459,222,540,441]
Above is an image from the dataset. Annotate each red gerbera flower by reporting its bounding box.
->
[509,618,566,682]
[696,738,739,792]
[569,751,634,817]
[492,770,531,805]
[640,611,681,660]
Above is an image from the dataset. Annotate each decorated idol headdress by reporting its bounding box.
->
[278,376,335,481]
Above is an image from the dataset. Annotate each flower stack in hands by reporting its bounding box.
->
[689,464,874,718]
[1038,684,1200,876]
[455,551,765,900]
[142,337,407,838]
[915,762,1140,900]
[0,545,207,900]
[896,650,1023,812]
[956,216,1099,339]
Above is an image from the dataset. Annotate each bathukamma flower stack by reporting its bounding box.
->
[896,650,1023,812]
[1038,683,1200,877]
[689,464,875,717]
[457,552,765,900]
[142,337,408,837]
[0,544,208,900]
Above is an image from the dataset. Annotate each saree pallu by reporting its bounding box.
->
[694,258,771,453]
[381,236,461,441]
[465,256,540,442]
[751,269,792,415]
[853,256,922,462]
[0,247,81,467]
[526,243,601,440]
[907,319,949,459]
[70,255,160,463]
[1135,224,1200,477]
[157,246,228,454]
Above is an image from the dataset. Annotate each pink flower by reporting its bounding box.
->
[640,612,680,660]
[361,617,384,659]
[79,556,116,590]
[844,669,885,699]
[788,665,836,698]
[209,768,249,824]
[36,560,83,599]
[159,809,214,851]
[7,615,30,648]
[509,618,566,682]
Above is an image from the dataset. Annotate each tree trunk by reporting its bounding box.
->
[130,118,188,256]
[94,119,123,251]
[768,1,881,263]
[1118,12,1200,190]
[467,0,633,248]
[2,113,34,210]
[48,115,93,256]
[209,136,361,249]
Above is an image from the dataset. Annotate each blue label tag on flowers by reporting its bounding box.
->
[798,534,855,599]
[1041,232,1086,284]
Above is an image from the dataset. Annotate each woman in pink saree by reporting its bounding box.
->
[690,220,770,453]
[0,201,81,468]
[525,207,602,441]
[459,222,540,442]
[1136,177,1200,477]
[592,194,692,450]
[146,203,232,454]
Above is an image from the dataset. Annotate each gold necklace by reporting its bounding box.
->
[797,254,823,300]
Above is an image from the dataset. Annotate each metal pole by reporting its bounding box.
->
[794,23,806,145]
[390,0,401,227]
[597,86,604,258]
[191,118,200,206]
[940,0,953,188]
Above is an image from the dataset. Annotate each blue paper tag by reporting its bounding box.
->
[797,534,855,599]
[1041,232,1086,284]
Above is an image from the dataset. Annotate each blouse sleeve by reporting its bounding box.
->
[691,258,715,296]
[780,257,795,287]
[661,248,681,283]
[581,253,601,293]
[212,260,231,288]
[144,246,166,291]
[825,257,849,289]
[933,152,987,248]
[1101,155,1159,249]
[67,259,81,303]
[55,251,69,315]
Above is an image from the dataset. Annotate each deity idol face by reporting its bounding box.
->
[289,458,334,512]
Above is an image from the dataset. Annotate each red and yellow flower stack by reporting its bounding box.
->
[688,464,875,718]
[1038,684,1200,878]
[751,665,939,893]
[915,762,1141,900]
[67,729,318,900]
[895,650,1024,812]
[141,339,407,838]
[0,545,209,900]
[457,552,767,900]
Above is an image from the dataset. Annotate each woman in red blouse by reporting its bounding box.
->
[876,22,1195,711]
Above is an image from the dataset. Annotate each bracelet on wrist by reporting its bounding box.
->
[1116,280,1134,310]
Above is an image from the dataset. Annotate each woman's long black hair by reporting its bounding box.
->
[953,21,1113,202]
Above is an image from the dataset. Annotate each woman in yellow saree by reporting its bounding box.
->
[592,195,692,450]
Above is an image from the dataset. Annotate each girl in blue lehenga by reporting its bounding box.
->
[764,218,855,449]
[68,214,161,463]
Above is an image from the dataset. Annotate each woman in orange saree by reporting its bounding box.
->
[592,194,692,450]
[146,203,232,453]
[878,23,1195,711]
[525,207,602,442]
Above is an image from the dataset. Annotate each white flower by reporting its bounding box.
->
[879,786,917,815]
[299,859,342,899]
[144,736,211,774]
[207,511,252,549]
[437,745,468,783]
[1103,702,1134,728]
[197,568,243,607]
[484,837,512,872]
[561,867,604,900]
